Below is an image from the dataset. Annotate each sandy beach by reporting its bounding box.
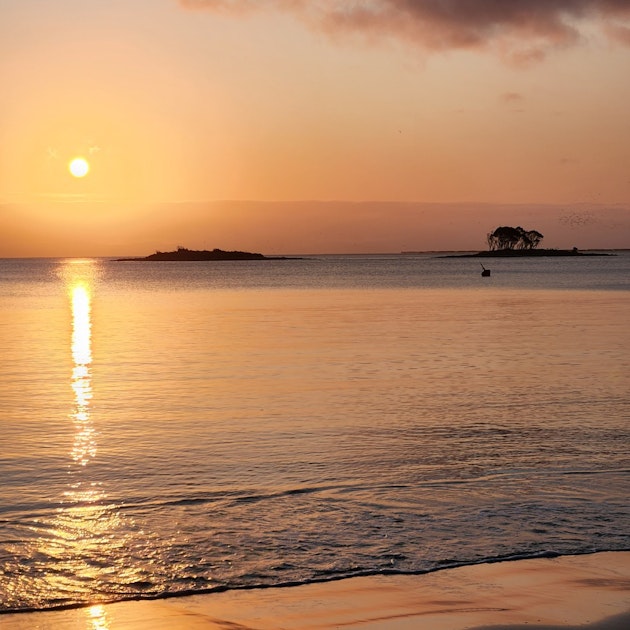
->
[2,551,628,630]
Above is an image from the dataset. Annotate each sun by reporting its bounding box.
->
[69,157,90,178]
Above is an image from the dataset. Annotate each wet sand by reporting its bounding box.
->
[2,551,629,629]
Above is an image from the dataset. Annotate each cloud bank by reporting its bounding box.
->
[179,0,630,63]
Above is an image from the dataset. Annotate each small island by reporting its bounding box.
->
[444,226,613,257]
[117,247,298,262]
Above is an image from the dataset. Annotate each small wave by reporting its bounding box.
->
[3,548,629,616]
[118,481,425,513]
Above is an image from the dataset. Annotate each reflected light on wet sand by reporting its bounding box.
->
[87,604,110,630]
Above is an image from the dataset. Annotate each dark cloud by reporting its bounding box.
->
[178,0,630,63]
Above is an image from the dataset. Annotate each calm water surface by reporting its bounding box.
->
[1,254,629,612]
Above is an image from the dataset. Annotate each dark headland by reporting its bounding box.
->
[116,247,299,261]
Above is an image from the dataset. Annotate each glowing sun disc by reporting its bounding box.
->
[69,157,90,178]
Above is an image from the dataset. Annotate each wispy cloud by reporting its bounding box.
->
[501,92,524,103]
[178,0,630,64]
[500,91,525,112]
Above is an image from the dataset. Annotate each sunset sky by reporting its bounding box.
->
[1,0,629,256]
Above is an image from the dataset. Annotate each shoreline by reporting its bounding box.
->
[3,551,629,629]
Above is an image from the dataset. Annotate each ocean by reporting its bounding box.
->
[1,253,629,613]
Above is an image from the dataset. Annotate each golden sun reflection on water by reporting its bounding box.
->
[33,261,131,610]
[64,266,98,476]
[71,283,95,465]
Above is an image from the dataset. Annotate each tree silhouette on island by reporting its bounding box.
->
[487,226,544,251]
[460,225,612,257]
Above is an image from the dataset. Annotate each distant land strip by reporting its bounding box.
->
[116,247,300,261]
[437,248,615,258]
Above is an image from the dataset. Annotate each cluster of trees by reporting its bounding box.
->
[487,226,544,251]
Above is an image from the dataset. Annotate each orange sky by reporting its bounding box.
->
[1,0,629,255]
